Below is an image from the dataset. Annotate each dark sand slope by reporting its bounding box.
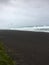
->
[0,30,49,65]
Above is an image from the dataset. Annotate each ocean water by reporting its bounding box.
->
[0,25,49,32]
[10,25,49,32]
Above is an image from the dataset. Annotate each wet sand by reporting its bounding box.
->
[0,30,49,65]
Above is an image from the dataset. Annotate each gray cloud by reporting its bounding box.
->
[0,0,15,6]
[0,0,9,3]
[0,0,49,28]
[0,0,16,4]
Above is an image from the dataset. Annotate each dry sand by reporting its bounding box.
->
[0,30,49,65]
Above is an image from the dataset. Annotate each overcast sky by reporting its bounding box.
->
[0,0,49,28]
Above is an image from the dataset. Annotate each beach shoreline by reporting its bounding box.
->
[0,30,49,65]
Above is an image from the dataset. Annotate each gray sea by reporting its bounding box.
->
[0,25,49,32]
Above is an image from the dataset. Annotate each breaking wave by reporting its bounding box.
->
[0,25,49,32]
[10,25,49,32]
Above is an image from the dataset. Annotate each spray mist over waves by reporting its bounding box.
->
[9,25,49,32]
[0,25,49,32]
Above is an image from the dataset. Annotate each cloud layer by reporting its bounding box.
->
[0,0,49,28]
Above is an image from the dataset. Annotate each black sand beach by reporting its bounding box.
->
[0,30,49,65]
